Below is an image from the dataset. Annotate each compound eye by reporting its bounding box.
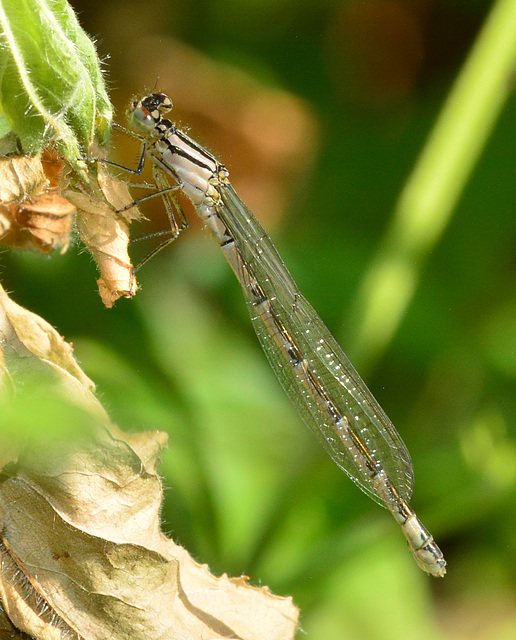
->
[130,106,155,132]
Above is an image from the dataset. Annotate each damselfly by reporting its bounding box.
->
[100,92,446,577]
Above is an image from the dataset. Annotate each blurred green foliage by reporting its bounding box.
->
[2,0,516,638]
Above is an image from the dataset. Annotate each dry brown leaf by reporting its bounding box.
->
[0,604,30,640]
[0,153,74,254]
[0,155,47,203]
[0,427,299,640]
[64,148,142,307]
[0,148,142,306]
[0,286,299,639]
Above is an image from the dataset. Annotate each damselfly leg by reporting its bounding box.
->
[91,122,189,271]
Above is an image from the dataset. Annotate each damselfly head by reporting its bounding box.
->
[128,92,173,134]
[142,92,173,115]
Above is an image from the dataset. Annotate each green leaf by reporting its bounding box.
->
[0,0,112,170]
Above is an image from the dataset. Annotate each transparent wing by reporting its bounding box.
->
[217,182,414,506]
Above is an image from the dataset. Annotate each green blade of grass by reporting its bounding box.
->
[347,0,516,372]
